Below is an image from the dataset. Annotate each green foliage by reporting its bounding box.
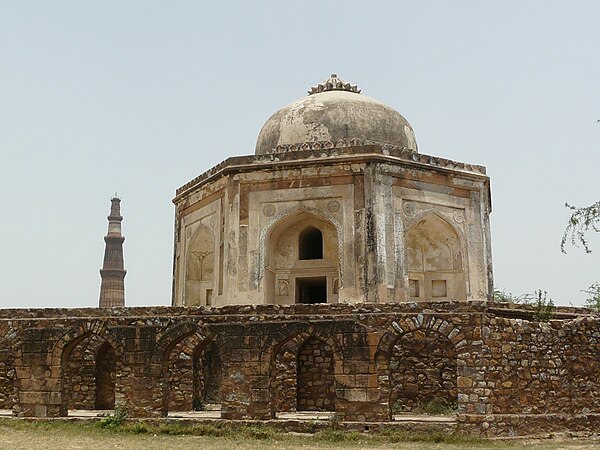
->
[530,290,555,322]
[155,423,189,435]
[315,429,362,442]
[327,413,341,430]
[239,424,276,440]
[121,421,230,437]
[493,289,530,304]
[128,422,150,434]
[561,201,600,254]
[382,430,486,445]
[494,288,555,322]
[583,282,600,310]
[188,424,228,437]
[97,406,128,429]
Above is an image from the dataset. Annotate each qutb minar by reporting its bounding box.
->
[99,197,126,307]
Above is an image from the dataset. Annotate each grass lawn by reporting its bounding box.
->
[0,419,598,450]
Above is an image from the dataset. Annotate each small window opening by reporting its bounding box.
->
[206,289,213,306]
[299,226,323,260]
[297,277,327,304]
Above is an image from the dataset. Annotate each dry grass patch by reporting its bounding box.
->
[0,418,598,449]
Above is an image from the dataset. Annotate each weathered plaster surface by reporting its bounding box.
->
[173,145,492,307]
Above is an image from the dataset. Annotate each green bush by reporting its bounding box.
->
[583,282,600,310]
[531,290,555,322]
[98,406,128,429]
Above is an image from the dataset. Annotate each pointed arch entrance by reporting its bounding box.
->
[265,212,339,304]
[162,331,223,413]
[60,332,118,411]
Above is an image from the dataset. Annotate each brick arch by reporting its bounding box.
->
[375,315,466,419]
[150,322,231,371]
[263,323,342,416]
[150,322,230,415]
[260,322,343,368]
[48,321,123,415]
[377,315,467,357]
[50,321,124,369]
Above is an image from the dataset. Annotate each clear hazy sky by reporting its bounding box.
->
[1,1,598,308]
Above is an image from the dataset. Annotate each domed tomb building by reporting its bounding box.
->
[172,75,493,306]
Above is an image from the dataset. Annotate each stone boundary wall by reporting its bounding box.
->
[0,301,598,437]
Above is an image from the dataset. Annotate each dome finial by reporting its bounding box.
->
[308,74,361,95]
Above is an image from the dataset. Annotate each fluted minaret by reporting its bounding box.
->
[99,197,126,307]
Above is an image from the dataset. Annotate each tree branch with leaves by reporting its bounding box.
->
[561,201,600,253]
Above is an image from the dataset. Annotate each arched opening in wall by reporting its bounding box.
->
[265,213,339,305]
[163,334,222,415]
[389,329,457,417]
[270,333,338,418]
[193,341,222,407]
[61,333,116,413]
[95,341,116,410]
[299,226,323,260]
[297,337,335,412]
[406,214,466,301]
[185,224,215,307]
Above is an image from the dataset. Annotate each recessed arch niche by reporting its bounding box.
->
[405,213,466,301]
[185,224,215,306]
[265,212,339,304]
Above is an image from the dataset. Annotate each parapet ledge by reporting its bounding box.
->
[174,142,488,202]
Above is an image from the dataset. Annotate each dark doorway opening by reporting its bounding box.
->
[297,277,327,304]
[299,226,323,260]
[95,341,116,410]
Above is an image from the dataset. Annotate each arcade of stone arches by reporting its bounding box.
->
[47,318,461,418]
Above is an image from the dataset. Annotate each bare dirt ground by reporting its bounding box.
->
[0,424,598,450]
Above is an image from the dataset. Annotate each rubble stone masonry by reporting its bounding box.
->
[0,301,598,437]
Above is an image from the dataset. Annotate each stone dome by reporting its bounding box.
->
[255,74,418,155]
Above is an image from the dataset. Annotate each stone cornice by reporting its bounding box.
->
[174,143,488,203]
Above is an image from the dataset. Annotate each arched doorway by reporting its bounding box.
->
[95,341,116,409]
[405,214,466,301]
[389,329,457,414]
[265,213,339,305]
[163,334,223,413]
[270,333,337,416]
[62,334,116,411]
